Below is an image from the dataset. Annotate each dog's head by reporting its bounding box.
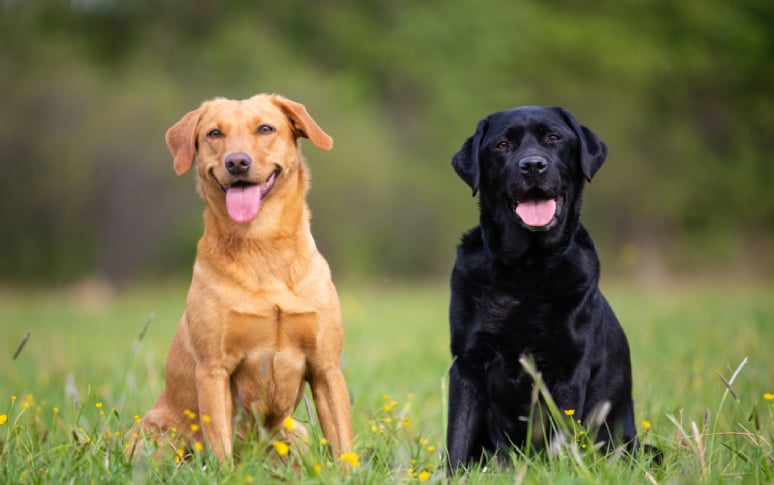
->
[165,94,332,224]
[452,107,606,252]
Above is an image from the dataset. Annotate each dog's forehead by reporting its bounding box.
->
[489,106,570,134]
[200,97,287,128]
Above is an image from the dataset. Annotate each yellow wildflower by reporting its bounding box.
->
[194,442,204,452]
[403,418,411,428]
[564,409,575,417]
[176,448,185,457]
[427,445,436,452]
[384,403,393,412]
[202,415,211,423]
[407,393,414,400]
[95,402,103,409]
[134,415,141,423]
[190,424,199,432]
[320,438,328,446]
[764,393,774,401]
[642,420,652,431]
[407,468,415,478]
[340,451,360,467]
[312,464,322,473]
[272,440,290,456]
[245,475,254,484]
[283,416,295,431]
[0,414,7,425]
[53,407,59,414]
[419,470,431,481]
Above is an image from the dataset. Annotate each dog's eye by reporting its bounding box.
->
[206,129,223,138]
[257,124,276,135]
[495,141,510,150]
[545,134,562,144]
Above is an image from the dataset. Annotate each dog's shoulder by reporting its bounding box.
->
[454,225,505,272]
[456,225,485,259]
[552,224,601,288]
[451,226,496,295]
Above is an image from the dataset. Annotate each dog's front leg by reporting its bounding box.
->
[309,366,353,456]
[447,361,487,474]
[195,365,234,463]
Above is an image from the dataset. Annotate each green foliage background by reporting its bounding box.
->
[1,0,772,284]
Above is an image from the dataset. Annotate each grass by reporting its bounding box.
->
[1,279,773,483]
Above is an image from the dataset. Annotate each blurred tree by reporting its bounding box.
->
[0,0,771,284]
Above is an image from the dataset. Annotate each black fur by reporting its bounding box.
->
[447,106,636,472]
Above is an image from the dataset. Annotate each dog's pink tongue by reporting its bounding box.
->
[226,185,262,223]
[516,199,557,227]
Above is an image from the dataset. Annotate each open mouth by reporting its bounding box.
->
[513,189,563,231]
[216,168,280,223]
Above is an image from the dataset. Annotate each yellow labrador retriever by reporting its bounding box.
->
[130,94,353,462]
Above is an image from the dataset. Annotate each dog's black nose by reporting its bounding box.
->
[225,152,252,175]
[518,156,548,176]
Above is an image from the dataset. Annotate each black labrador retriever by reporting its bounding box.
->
[447,106,637,471]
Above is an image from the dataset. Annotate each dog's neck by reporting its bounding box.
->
[197,163,318,276]
[201,204,311,246]
[478,219,600,296]
[478,187,586,264]
[479,210,582,266]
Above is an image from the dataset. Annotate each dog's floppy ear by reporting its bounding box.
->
[166,107,203,175]
[270,94,333,151]
[557,107,607,181]
[452,117,489,196]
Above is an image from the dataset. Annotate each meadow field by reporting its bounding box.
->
[1,279,772,483]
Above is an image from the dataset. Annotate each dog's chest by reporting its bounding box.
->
[222,300,321,357]
[222,302,320,417]
[461,282,589,374]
